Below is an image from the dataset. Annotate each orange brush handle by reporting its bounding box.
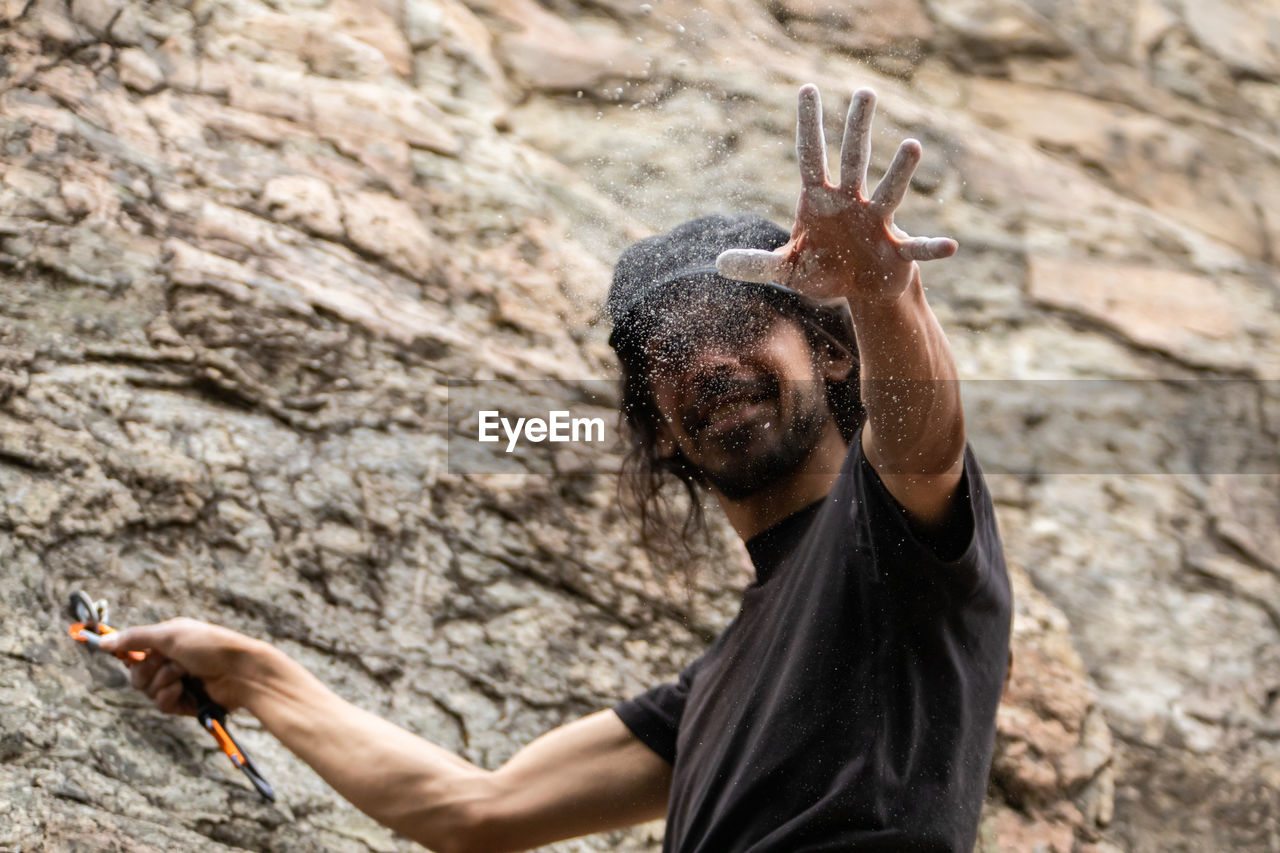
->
[68,622,147,662]
[206,718,246,767]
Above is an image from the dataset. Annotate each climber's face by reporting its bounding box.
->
[643,290,845,501]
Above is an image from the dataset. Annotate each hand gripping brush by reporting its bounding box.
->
[66,590,276,801]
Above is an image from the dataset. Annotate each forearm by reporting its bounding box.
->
[469,711,671,851]
[240,642,490,850]
[849,267,964,474]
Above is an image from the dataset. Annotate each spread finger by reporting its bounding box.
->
[796,85,828,189]
[871,139,922,215]
[839,88,876,197]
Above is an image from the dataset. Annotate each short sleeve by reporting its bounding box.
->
[612,654,704,765]
[848,432,1003,604]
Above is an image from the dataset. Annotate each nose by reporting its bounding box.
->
[681,345,749,387]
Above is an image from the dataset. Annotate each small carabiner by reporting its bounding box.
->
[67,590,146,663]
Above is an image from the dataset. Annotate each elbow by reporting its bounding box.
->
[397,774,497,853]
[409,773,529,850]
[904,408,966,475]
[432,776,536,853]
[424,802,483,853]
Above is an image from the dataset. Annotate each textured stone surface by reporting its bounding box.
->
[1,1,1277,851]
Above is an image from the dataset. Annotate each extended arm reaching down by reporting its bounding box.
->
[102,619,671,853]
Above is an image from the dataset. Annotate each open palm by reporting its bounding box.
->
[717,86,956,304]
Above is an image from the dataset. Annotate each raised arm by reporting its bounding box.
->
[101,620,671,853]
[717,85,965,528]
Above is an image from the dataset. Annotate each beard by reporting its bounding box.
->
[683,377,831,501]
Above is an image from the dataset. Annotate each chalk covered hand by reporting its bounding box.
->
[717,85,957,305]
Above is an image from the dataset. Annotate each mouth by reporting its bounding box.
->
[702,398,770,435]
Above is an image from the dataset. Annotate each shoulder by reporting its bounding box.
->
[840,431,1008,604]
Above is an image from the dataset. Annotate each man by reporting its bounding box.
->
[104,85,1011,852]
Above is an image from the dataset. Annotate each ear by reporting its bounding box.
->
[654,414,679,460]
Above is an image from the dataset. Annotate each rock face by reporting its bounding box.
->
[0,1,1276,851]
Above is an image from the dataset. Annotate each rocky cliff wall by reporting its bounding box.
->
[1,1,1277,851]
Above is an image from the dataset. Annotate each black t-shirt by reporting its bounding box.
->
[614,435,1012,852]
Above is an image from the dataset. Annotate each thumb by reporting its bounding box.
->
[898,236,958,262]
[98,622,175,656]
[716,248,785,284]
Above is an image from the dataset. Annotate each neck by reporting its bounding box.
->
[713,420,850,541]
